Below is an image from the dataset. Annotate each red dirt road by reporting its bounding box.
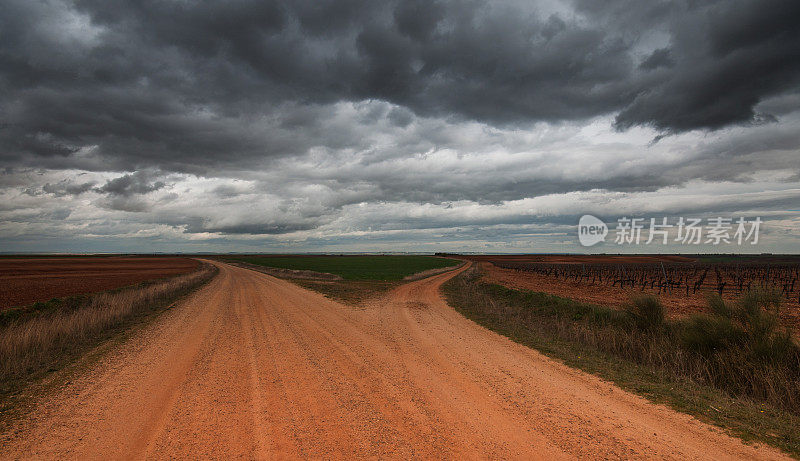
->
[0,261,787,459]
[0,257,199,309]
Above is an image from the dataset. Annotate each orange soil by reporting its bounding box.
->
[0,261,787,459]
[0,256,199,309]
[481,262,800,331]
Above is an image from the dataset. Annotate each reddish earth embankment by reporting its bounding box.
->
[0,256,199,309]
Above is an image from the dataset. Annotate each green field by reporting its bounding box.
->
[224,255,460,281]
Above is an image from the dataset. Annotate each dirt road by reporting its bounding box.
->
[0,261,788,459]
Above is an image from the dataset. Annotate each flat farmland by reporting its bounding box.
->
[222,254,460,280]
[0,256,199,309]
[462,254,800,330]
[462,254,698,264]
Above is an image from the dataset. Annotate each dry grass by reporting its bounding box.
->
[447,266,800,411]
[0,263,217,384]
[443,265,800,455]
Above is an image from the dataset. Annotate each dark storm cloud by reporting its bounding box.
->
[614,0,800,132]
[1,0,799,250]
[199,222,322,235]
[2,0,799,175]
[95,170,165,197]
[639,48,674,71]
[212,184,247,199]
[42,180,95,197]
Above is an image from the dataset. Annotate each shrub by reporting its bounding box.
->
[681,313,744,354]
[706,292,732,318]
[694,286,799,366]
[624,294,665,331]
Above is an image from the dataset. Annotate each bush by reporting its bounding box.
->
[624,294,665,331]
[706,292,732,318]
[689,287,799,366]
[681,314,744,354]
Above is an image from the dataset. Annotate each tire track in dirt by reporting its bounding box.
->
[0,260,790,459]
[234,275,270,459]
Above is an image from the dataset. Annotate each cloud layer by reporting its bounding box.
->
[1,0,799,252]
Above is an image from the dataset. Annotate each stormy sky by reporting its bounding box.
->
[2,0,799,253]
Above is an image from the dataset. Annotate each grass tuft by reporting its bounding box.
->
[624,294,665,331]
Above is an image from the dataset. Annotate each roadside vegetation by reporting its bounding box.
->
[222,255,459,280]
[443,265,800,456]
[0,263,218,423]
